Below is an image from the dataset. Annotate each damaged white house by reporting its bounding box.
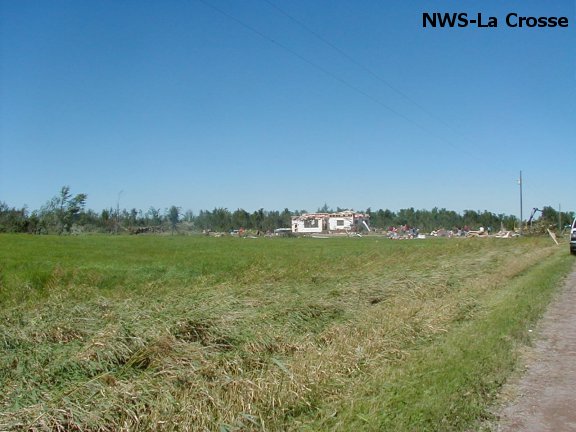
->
[291,211,370,234]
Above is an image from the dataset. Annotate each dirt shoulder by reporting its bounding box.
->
[495,263,576,431]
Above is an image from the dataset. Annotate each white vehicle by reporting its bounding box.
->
[570,218,576,255]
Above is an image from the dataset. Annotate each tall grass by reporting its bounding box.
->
[0,234,572,430]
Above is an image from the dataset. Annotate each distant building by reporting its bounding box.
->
[291,211,370,234]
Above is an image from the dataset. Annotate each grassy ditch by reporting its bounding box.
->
[0,234,573,431]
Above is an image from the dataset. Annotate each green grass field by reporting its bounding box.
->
[0,234,573,431]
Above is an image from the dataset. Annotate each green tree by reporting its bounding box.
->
[167,206,180,234]
[61,187,87,233]
[211,208,232,232]
[0,202,29,233]
[40,186,87,234]
[540,206,558,226]
[280,208,293,227]
[251,208,265,232]
[232,209,250,229]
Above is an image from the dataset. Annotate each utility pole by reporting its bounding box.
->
[559,203,562,233]
[519,171,523,235]
[116,190,123,235]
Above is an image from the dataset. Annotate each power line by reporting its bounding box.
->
[262,0,456,133]
[196,0,473,158]
[196,0,407,120]
[260,1,524,176]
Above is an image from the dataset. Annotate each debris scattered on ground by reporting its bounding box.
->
[547,229,559,245]
[494,230,516,239]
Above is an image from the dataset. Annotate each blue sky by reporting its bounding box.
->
[1,0,574,217]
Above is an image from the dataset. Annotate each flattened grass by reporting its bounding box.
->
[0,234,572,430]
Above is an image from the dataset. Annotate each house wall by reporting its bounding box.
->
[291,213,367,233]
[292,217,324,233]
[328,217,353,231]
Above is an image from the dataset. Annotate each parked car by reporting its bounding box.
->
[571,218,576,255]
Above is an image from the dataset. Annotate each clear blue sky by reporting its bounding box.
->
[1,0,574,217]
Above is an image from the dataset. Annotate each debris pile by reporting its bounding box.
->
[129,226,164,235]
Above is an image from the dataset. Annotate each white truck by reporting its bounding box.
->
[570,218,576,255]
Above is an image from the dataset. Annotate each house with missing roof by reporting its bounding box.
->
[291,211,370,234]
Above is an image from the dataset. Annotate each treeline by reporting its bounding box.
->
[0,187,573,235]
[0,200,296,235]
